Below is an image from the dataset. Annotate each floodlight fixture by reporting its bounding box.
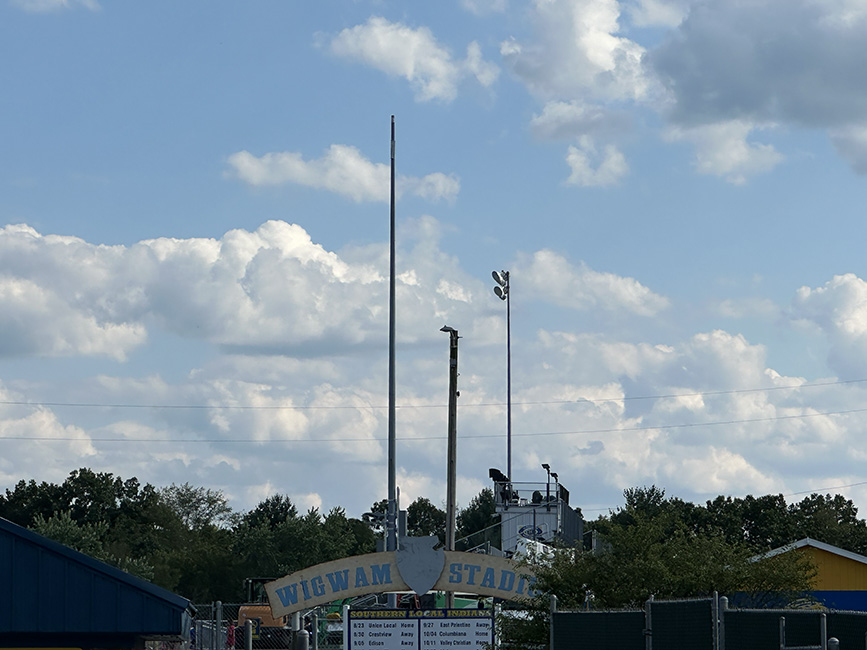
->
[492,268,512,480]
[542,463,550,471]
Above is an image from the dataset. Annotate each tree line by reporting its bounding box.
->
[3,471,865,611]
[0,468,498,603]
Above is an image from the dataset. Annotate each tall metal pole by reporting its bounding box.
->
[505,272,511,480]
[441,325,459,609]
[387,116,397,554]
[493,270,511,479]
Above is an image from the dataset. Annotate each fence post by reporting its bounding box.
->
[216,601,222,650]
[827,638,839,650]
[245,618,253,650]
[710,591,719,650]
[549,594,558,650]
[780,616,786,650]
[821,613,827,650]
[343,604,350,650]
[312,612,319,650]
[296,629,310,650]
[719,595,728,650]
[645,597,653,650]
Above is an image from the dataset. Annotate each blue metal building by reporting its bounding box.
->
[0,516,193,648]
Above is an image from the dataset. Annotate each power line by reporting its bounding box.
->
[1,377,865,412]
[3,405,867,444]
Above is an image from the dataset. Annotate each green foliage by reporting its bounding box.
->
[456,488,500,551]
[160,482,236,530]
[32,510,155,581]
[1,474,852,609]
[500,486,821,648]
[32,510,109,559]
[242,494,298,529]
[407,497,446,541]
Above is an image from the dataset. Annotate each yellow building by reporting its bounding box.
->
[766,538,867,610]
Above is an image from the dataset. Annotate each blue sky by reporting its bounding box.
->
[3,0,867,522]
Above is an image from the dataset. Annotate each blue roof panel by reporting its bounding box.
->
[0,516,191,638]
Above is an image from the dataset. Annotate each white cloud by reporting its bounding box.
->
[464,41,500,88]
[791,274,867,377]
[500,0,649,102]
[564,136,629,186]
[517,249,668,315]
[530,100,631,140]
[226,145,460,203]
[665,121,783,183]
[4,223,867,519]
[522,325,858,502]
[12,0,98,11]
[672,447,777,495]
[0,219,501,361]
[329,17,498,103]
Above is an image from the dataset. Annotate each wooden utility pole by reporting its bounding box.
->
[441,325,459,609]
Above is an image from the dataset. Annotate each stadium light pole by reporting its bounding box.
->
[492,270,511,480]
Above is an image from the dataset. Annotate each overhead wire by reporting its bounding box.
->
[0,377,865,412]
[2,405,867,444]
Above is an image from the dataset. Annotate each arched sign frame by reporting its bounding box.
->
[266,546,536,617]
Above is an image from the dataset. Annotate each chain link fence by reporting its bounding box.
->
[187,601,352,650]
[552,596,867,650]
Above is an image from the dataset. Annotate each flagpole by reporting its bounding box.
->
[387,116,398,554]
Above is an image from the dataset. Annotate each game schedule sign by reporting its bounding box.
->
[349,609,493,650]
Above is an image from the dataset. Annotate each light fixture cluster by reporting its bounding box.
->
[492,270,509,300]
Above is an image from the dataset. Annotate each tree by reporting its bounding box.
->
[242,494,298,530]
[0,478,67,527]
[407,497,446,541]
[32,510,155,580]
[456,489,500,551]
[500,489,818,649]
[160,482,236,530]
[790,493,867,554]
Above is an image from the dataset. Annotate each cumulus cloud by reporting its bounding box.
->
[564,137,629,186]
[521,325,859,503]
[645,0,867,175]
[0,220,502,361]
[329,17,498,102]
[648,0,867,129]
[500,0,649,102]
[226,145,460,203]
[664,121,783,183]
[530,100,632,140]
[791,274,867,377]
[517,249,668,315]
[12,0,98,11]
[5,222,867,518]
